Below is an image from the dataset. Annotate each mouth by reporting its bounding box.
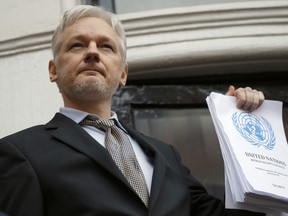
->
[80,70,100,76]
[78,67,105,77]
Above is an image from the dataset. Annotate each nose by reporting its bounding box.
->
[84,42,100,63]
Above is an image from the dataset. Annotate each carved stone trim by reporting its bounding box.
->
[0,31,53,57]
[1,1,287,78]
[120,1,288,79]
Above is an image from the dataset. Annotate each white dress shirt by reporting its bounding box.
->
[59,107,154,193]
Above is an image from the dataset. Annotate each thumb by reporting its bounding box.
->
[225,85,235,96]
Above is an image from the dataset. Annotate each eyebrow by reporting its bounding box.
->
[68,33,116,44]
[68,33,118,49]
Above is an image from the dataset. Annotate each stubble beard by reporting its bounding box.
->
[58,76,119,104]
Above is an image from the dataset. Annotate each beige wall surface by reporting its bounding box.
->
[0,49,62,136]
[0,0,80,137]
[0,0,61,40]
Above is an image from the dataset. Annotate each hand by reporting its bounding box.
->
[225,85,265,112]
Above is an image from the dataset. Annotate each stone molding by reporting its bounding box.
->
[0,31,53,57]
[1,1,287,78]
[120,0,288,79]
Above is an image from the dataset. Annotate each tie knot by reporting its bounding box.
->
[81,116,115,131]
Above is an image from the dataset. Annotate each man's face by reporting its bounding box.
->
[49,17,128,105]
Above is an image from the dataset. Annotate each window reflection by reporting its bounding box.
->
[133,108,225,200]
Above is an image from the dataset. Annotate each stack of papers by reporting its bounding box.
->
[206,92,288,216]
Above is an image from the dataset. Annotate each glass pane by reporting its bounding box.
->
[115,0,263,14]
[133,108,225,200]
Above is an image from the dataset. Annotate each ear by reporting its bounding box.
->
[48,59,58,82]
[119,63,128,86]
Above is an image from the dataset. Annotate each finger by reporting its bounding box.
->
[234,87,265,111]
[225,85,235,96]
[248,90,260,111]
[257,90,265,108]
[235,87,246,109]
[242,88,254,110]
[247,89,265,111]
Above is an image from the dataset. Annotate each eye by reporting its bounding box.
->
[101,43,114,51]
[70,43,84,49]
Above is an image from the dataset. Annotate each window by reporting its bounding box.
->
[83,0,115,12]
[113,76,288,201]
[133,107,225,199]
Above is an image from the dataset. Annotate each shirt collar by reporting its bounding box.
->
[59,107,126,131]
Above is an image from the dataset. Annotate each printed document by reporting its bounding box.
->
[206,92,288,215]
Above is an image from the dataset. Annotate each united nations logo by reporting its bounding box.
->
[232,112,276,150]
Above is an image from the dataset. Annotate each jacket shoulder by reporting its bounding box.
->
[1,125,46,141]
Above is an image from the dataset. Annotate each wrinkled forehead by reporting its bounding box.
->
[63,17,117,38]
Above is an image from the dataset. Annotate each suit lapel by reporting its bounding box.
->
[124,126,169,207]
[46,114,175,208]
[45,113,129,187]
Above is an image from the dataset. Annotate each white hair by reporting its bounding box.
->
[51,5,127,65]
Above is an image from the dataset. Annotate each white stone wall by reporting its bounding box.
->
[0,0,61,40]
[0,49,62,136]
[0,0,80,137]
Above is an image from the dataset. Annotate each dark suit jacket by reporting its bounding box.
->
[0,113,265,216]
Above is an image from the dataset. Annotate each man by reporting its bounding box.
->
[0,5,265,216]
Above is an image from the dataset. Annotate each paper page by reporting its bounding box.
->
[209,92,288,200]
[206,92,288,214]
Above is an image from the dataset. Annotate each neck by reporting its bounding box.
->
[63,98,113,120]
